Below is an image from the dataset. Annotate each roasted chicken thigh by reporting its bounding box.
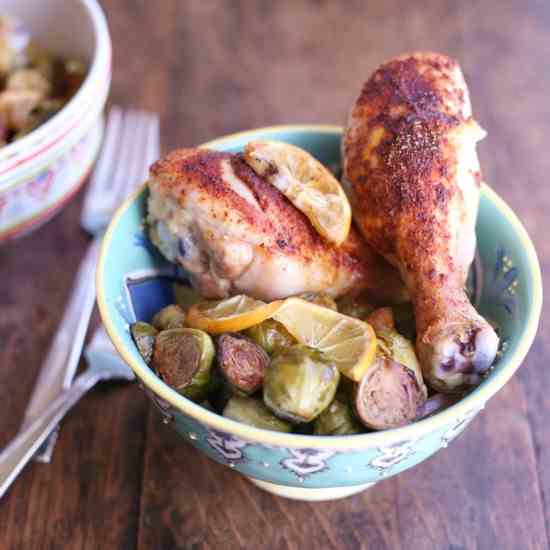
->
[148,148,405,302]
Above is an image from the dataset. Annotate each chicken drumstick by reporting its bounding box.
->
[343,52,499,392]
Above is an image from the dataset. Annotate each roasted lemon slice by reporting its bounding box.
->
[243,141,352,246]
[272,297,377,382]
[186,295,284,334]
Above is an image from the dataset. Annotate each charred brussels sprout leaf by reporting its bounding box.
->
[314,398,364,435]
[223,396,292,432]
[264,346,340,423]
[130,322,158,364]
[151,304,186,330]
[245,319,295,354]
[216,333,270,395]
[152,328,214,402]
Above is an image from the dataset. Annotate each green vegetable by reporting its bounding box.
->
[246,319,295,354]
[263,346,340,423]
[152,328,214,402]
[151,304,186,330]
[314,399,364,435]
[223,396,292,432]
[296,292,338,311]
[336,294,374,319]
[130,322,158,364]
[367,308,427,399]
[216,333,270,395]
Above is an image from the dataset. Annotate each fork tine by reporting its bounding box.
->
[110,109,144,206]
[142,114,160,182]
[80,107,123,229]
[81,107,160,234]
[112,110,151,205]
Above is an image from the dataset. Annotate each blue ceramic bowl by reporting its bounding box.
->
[97,126,542,501]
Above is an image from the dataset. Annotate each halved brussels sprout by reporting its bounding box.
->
[336,293,374,319]
[353,356,425,430]
[152,328,214,402]
[151,304,186,330]
[245,319,295,354]
[314,399,364,435]
[263,346,340,423]
[216,333,270,395]
[130,322,158,364]
[296,292,337,311]
[223,396,292,432]
[367,308,427,399]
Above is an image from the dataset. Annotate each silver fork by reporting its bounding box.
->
[0,330,135,499]
[9,107,159,467]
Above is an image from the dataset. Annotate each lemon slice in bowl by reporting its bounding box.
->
[243,141,352,246]
[186,295,284,334]
[272,297,377,382]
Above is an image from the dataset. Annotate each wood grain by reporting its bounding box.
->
[1,0,549,548]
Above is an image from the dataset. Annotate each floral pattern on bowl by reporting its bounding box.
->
[97,126,542,500]
[0,118,103,242]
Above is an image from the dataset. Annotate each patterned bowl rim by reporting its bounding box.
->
[97,124,543,449]
[0,0,111,188]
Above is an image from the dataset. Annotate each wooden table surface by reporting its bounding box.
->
[1,1,549,548]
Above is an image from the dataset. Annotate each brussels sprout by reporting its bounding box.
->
[416,393,462,419]
[264,346,340,423]
[353,356,425,430]
[392,302,416,341]
[296,292,338,311]
[130,322,158,364]
[152,328,214,402]
[245,319,295,354]
[151,304,186,330]
[173,283,202,311]
[368,308,427,399]
[216,333,270,395]
[336,294,374,319]
[314,399,364,435]
[223,396,292,432]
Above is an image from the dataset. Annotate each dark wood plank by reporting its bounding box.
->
[0,195,150,549]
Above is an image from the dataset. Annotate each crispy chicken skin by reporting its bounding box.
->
[147,148,405,302]
[343,52,499,391]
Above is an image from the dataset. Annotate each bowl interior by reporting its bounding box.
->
[98,126,542,446]
[0,0,109,177]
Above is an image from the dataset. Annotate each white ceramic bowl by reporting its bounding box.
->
[0,0,111,242]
